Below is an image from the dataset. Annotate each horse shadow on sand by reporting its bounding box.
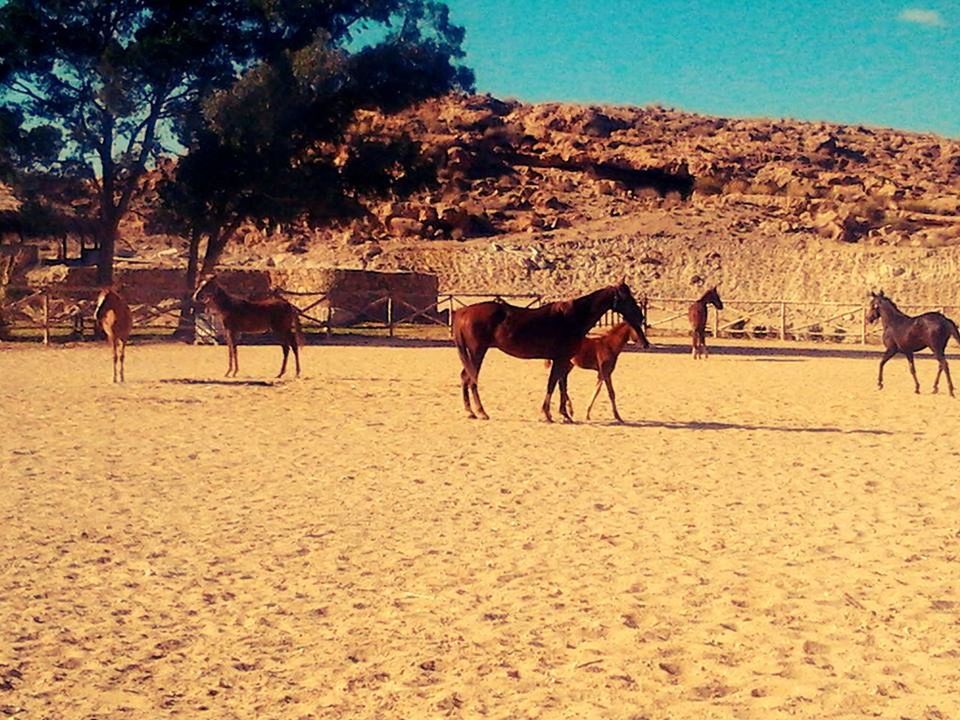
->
[159,378,278,388]
[589,418,898,435]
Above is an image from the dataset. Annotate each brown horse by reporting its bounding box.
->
[566,322,650,422]
[193,277,302,378]
[867,290,960,397]
[688,286,723,359]
[95,288,132,383]
[453,281,647,422]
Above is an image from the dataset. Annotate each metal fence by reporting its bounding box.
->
[2,284,958,346]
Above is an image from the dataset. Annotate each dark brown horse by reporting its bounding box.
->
[453,282,647,422]
[688,286,723,359]
[95,288,132,383]
[867,290,960,396]
[193,277,302,378]
[566,322,650,422]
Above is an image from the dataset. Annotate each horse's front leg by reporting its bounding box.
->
[278,342,290,378]
[541,363,563,423]
[558,367,574,423]
[604,374,623,423]
[877,347,897,390]
[226,331,238,377]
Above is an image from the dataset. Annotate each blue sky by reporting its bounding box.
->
[443,1,960,137]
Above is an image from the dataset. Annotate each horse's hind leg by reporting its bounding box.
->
[877,347,897,390]
[465,346,489,420]
[118,339,126,383]
[111,338,119,383]
[905,352,920,394]
[586,375,604,420]
[701,330,709,359]
[460,368,479,419]
[934,352,955,397]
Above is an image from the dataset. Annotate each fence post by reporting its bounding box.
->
[387,296,394,337]
[713,306,719,339]
[861,305,867,345]
[779,301,786,341]
[325,305,332,337]
[42,291,50,346]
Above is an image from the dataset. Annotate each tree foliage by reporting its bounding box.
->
[158,0,473,277]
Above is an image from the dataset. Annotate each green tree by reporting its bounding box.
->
[0,0,255,283]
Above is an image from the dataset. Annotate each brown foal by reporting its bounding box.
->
[565,322,650,422]
[688,286,723,359]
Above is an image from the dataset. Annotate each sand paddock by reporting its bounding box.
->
[2,339,960,719]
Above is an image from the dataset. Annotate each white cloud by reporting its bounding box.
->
[898,8,947,27]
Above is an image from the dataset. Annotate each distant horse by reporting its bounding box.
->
[193,277,302,378]
[688,286,723,359]
[95,288,132,383]
[453,281,647,422]
[866,290,960,396]
[566,322,650,422]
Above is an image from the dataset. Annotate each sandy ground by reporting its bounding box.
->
[2,338,960,720]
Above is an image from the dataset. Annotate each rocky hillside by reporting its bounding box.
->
[123,95,960,303]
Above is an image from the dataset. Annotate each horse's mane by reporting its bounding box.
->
[549,299,575,315]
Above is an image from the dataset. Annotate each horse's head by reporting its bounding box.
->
[708,286,724,310]
[611,281,650,349]
[192,276,219,305]
[866,290,885,324]
[625,322,651,350]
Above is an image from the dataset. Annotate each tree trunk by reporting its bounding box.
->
[95,220,118,286]
[200,223,239,276]
[174,227,203,340]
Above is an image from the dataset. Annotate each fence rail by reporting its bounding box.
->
[2,284,958,346]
